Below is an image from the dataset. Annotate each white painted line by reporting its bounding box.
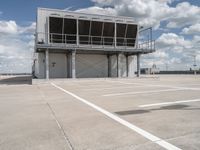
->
[0,84,31,87]
[103,88,185,97]
[106,81,200,91]
[51,83,181,150]
[83,85,144,91]
[139,99,200,108]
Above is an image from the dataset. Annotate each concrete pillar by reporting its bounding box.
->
[117,54,119,77]
[67,53,72,78]
[45,49,49,79]
[117,53,122,77]
[72,50,76,78]
[126,55,129,77]
[137,53,141,77]
[128,55,136,77]
[107,55,111,77]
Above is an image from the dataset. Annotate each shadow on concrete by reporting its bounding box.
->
[0,76,32,85]
[115,104,198,116]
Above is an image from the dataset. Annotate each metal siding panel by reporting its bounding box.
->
[76,54,108,78]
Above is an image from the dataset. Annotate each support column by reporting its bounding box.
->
[67,53,71,78]
[126,55,129,77]
[117,54,119,77]
[128,55,135,77]
[45,49,49,79]
[137,53,141,77]
[107,55,111,77]
[72,50,76,78]
[117,53,122,78]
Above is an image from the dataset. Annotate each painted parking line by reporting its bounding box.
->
[83,85,144,91]
[103,88,185,97]
[139,99,200,108]
[106,81,200,91]
[51,83,181,150]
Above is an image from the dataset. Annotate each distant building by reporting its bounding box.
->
[141,64,160,74]
[33,8,155,79]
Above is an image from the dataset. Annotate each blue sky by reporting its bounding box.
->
[0,0,92,22]
[0,0,200,73]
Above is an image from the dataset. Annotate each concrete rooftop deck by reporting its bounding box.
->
[0,75,200,150]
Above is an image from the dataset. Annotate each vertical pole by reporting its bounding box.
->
[45,49,49,79]
[137,53,140,77]
[72,50,76,78]
[126,55,129,77]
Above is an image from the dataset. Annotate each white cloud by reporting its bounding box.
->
[76,6,116,16]
[141,32,200,70]
[156,33,192,51]
[0,20,36,35]
[90,0,175,28]
[84,0,200,30]
[182,23,200,35]
[166,2,200,28]
[0,20,18,34]
[0,21,35,73]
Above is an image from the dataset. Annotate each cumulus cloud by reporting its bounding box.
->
[0,21,18,34]
[166,2,200,28]
[157,33,192,50]
[79,0,200,30]
[0,21,35,73]
[76,6,116,16]
[142,32,200,70]
[182,23,200,35]
[79,0,175,28]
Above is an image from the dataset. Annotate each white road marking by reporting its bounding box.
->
[83,85,144,91]
[103,88,185,97]
[139,99,200,108]
[0,84,31,87]
[51,83,181,150]
[106,81,200,91]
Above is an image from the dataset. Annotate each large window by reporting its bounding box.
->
[126,24,137,47]
[103,22,114,46]
[91,21,103,45]
[49,16,137,47]
[79,20,90,44]
[64,18,77,44]
[49,17,63,43]
[116,23,137,47]
[49,17,77,44]
[116,23,127,46]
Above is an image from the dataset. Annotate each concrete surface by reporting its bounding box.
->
[0,75,200,150]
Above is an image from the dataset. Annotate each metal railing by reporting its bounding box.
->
[36,32,155,51]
